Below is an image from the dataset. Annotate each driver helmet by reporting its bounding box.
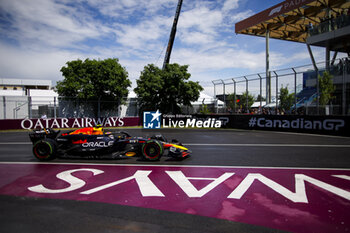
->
[92,124,103,135]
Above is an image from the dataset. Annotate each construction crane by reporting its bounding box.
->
[162,0,183,70]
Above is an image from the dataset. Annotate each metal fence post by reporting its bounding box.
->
[258,74,262,108]
[274,71,278,113]
[13,101,16,119]
[223,81,226,112]
[292,68,297,115]
[243,76,248,113]
[54,96,57,119]
[316,67,320,115]
[232,78,236,114]
[342,58,346,115]
[28,96,32,119]
[213,81,216,98]
[220,80,226,113]
[268,71,272,104]
[3,96,6,119]
[212,81,217,113]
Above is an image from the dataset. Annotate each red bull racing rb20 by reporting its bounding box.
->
[29,126,191,161]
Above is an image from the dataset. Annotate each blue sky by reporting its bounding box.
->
[0,0,328,96]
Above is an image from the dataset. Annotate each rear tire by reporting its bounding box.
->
[33,139,57,161]
[142,140,163,161]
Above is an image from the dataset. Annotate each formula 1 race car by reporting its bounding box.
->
[29,126,191,161]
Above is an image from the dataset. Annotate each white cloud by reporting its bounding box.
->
[0,0,110,48]
[84,0,175,18]
[0,43,80,81]
[172,46,266,76]
[0,41,150,86]
[179,31,216,45]
[179,6,223,34]
[222,0,240,13]
[114,15,172,49]
[229,10,254,23]
[0,0,329,93]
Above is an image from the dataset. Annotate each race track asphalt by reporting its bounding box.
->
[1,128,350,233]
[1,128,350,168]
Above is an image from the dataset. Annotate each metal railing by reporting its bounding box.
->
[0,95,226,119]
[1,58,349,119]
[0,97,141,119]
[212,58,350,116]
[309,14,350,36]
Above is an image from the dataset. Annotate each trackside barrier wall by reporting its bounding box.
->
[162,115,350,137]
[0,115,349,137]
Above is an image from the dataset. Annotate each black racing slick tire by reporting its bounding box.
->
[142,140,163,161]
[33,139,57,161]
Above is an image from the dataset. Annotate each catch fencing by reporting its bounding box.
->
[212,58,350,116]
[1,58,349,119]
[0,97,140,119]
[0,96,219,119]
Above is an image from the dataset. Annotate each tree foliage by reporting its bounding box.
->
[199,104,211,114]
[56,58,131,101]
[227,92,254,112]
[134,63,203,114]
[256,94,266,102]
[279,86,295,112]
[239,91,255,111]
[227,93,238,111]
[318,71,335,106]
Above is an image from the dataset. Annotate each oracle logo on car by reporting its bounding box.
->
[82,141,114,148]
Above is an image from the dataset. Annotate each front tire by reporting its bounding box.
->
[33,139,57,161]
[142,140,163,161]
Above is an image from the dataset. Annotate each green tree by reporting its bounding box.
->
[239,91,255,112]
[256,94,266,102]
[134,63,203,114]
[199,104,211,114]
[279,86,295,113]
[57,58,130,100]
[227,93,238,112]
[56,58,131,117]
[318,71,335,106]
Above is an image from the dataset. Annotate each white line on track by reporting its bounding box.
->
[0,142,350,148]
